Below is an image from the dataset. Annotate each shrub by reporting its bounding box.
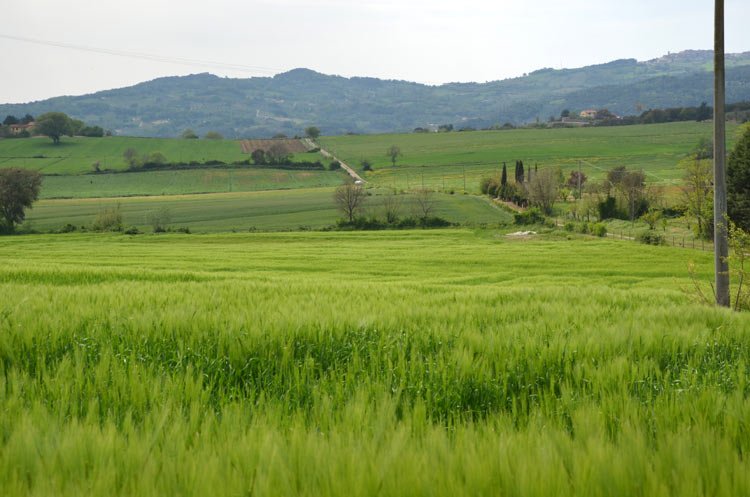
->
[329,161,342,171]
[92,207,123,231]
[576,222,589,234]
[514,208,544,225]
[480,176,500,196]
[591,223,608,237]
[59,223,77,233]
[637,231,665,245]
[123,226,140,235]
[564,222,575,232]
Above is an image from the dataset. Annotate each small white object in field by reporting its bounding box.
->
[506,231,537,237]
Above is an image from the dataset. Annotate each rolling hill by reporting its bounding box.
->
[1,50,749,138]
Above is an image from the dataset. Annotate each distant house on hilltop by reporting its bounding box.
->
[579,110,598,119]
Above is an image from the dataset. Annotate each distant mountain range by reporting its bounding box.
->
[2,50,750,138]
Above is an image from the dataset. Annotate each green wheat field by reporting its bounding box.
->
[1,230,748,496]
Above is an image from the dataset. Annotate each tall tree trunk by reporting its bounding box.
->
[714,0,730,307]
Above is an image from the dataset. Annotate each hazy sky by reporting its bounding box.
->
[2,0,749,104]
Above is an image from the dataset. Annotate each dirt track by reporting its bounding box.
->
[303,138,366,184]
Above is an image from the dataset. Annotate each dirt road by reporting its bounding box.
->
[303,138,366,184]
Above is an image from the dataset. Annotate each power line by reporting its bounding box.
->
[0,33,285,75]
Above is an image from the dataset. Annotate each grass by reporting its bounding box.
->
[39,167,347,199]
[23,188,512,233]
[0,136,324,174]
[0,230,748,496]
[321,122,741,192]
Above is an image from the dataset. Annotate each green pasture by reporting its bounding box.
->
[0,230,748,496]
[0,136,323,174]
[23,188,511,233]
[321,122,740,191]
[39,167,347,199]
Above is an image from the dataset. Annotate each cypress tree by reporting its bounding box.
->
[501,162,507,186]
[518,160,525,184]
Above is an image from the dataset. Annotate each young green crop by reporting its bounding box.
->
[321,121,740,192]
[0,230,748,496]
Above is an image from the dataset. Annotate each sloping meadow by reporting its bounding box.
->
[0,230,748,496]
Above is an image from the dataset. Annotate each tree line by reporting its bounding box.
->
[1,112,108,142]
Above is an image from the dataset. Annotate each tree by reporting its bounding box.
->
[80,125,104,137]
[36,112,72,145]
[334,181,366,222]
[681,156,714,239]
[305,126,321,140]
[204,131,223,140]
[361,160,373,172]
[728,124,750,231]
[251,149,267,165]
[0,168,42,232]
[619,170,648,221]
[641,209,663,230]
[696,101,712,122]
[123,148,140,169]
[181,129,198,139]
[694,137,714,160]
[387,145,401,167]
[69,118,85,136]
[267,143,291,165]
[515,160,525,184]
[20,114,34,125]
[527,168,558,214]
[561,109,570,119]
[3,115,18,126]
[382,190,401,223]
[566,170,588,199]
[413,189,436,218]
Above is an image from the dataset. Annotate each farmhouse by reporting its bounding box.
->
[579,109,598,119]
[8,122,35,135]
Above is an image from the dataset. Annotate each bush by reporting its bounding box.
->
[576,222,589,234]
[59,223,77,233]
[480,176,500,196]
[329,161,341,171]
[92,207,123,231]
[564,222,575,232]
[591,223,608,237]
[514,208,544,225]
[123,226,140,235]
[637,231,665,245]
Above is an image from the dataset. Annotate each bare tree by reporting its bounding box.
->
[382,190,401,223]
[334,182,366,222]
[412,189,435,218]
[267,143,291,165]
[527,168,558,214]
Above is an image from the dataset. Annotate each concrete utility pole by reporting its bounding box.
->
[714,0,730,307]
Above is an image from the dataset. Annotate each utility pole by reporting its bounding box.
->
[714,0,730,307]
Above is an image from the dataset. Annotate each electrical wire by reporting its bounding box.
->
[0,33,284,75]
